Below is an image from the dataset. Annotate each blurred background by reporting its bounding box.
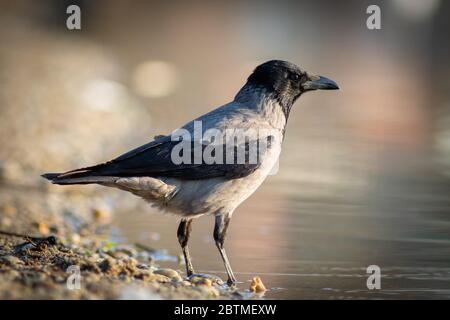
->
[1,0,450,299]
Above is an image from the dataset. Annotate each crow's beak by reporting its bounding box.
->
[303,74,339,91]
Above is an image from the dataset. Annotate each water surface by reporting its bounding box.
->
[114,158,450,299]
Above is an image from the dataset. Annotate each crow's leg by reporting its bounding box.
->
[177,218,194,276]
[214,213,236,286]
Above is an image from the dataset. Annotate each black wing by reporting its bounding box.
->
[48,135,273,182]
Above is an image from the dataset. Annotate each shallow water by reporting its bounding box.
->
[110,94,450,299]
[114,157,450,299]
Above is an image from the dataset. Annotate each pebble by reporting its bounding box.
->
[38,222,50,235]
[249,276,266,293]
[194,285,220,297]
[92,207,112,224]
[70,233,81,245]
[135,271,171,283]
[0,255,24,266]
[114,245,138,258]
[149,273,171,283]
[189,274,224,285]
[8,270,21,279]
[98,256,116,272]
[190,276,212,287]
[154,268,182,282]
[112,252,130,260]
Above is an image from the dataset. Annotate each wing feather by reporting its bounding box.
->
[49,135,271,181]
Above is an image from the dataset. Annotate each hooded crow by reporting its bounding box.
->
[43,60,339,286]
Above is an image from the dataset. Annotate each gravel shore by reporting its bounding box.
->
[0,183,261,300]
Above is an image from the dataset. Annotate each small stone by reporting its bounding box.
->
[189,273,224,285]
[84,273,101,283]
[92,207,112,224]
[191,276,212,287]
[112,252,129,260]
[0,255,24,266]
[98,256,116,273]
[115,245,138,258]
[38,222,50,235]
[148,273,171,283]
[194,285,220,297]
[153,268,182,281]
[134,270,151,281]
[125,257,139,266]
[87,255,101,265]
[70,233,81,245]
[8,270,21,279]
[249,276,266,293]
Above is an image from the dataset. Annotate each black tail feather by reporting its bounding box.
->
[41,173,62,181]
[41,170,117,185]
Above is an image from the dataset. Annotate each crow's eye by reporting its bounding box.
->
[290,73,300,81]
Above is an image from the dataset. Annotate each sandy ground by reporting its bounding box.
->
[0,182,263,300]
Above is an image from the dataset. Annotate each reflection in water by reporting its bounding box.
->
[113,51,450,297]
[114,138,450,299]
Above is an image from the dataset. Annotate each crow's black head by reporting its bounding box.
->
[242,60,339,117]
